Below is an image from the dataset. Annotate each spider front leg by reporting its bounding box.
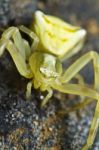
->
[61,51,99,90]
[19,25,39,51]
[0,27,33,78]
[58,51,99,149]
[60,51,99,110]
[52,83,99,150]
[1,27,26,59]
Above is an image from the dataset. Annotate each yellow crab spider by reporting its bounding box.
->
[0,11,99,150]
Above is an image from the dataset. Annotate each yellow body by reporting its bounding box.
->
[0,11,99,150]
[31,11,86,60]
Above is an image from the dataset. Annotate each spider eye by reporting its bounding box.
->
[40,67,59,78]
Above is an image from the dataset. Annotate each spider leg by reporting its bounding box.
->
[0,27,16,56]
[60,51,99,109]
[26,81,33,99]
[19,25,39,51]
[61,51,99,91]
[82,101,99,150]
[59,73,93,113]
[0,27,34,78]
[23,39,31,60]
[52,83,99,101]
[41,88,53,107]
[60,51,99,112]
[0,38,33,78]
[74,73,85,101]
[52,83,99,149]
[59,51,99,149]
[1,27,26,59]
[60,74,92,113]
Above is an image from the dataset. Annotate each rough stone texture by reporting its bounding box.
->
[0,0,37,27]
[0,0,11,26]
[0,0,99,150]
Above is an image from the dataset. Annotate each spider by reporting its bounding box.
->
[0,11,99,150]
